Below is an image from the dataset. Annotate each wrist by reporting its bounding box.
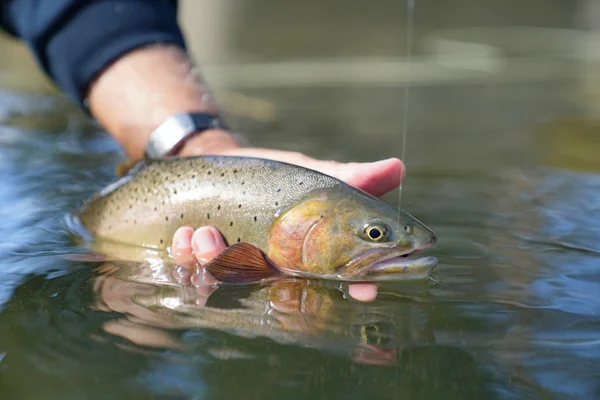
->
[176,129,242,157]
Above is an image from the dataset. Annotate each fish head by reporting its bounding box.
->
[267,188,438,281]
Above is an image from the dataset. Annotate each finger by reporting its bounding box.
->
[102,320,183,350]
[194,283,219,307]
[191,226,228,265]
[348,283,379,302]
[330,158,405,197]
[172,226,196,266]
[189,226,226,286]
[191,263,218,287]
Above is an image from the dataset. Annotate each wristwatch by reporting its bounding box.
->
[145,112,228,158]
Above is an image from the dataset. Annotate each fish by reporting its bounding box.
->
[73,155,438,283]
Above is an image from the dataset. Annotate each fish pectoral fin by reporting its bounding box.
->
[204,243,281,284]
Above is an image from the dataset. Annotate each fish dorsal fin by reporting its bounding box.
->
[204,243,281,284]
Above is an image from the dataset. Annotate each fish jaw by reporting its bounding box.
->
[337,245,438,282]
[352,255,438,281]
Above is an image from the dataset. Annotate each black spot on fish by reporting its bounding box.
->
[208,171,212,175]
[233,169,238,174]
[180,213,184,219]
[154,207,157,211]
[221,173,225,177]
[276,188,281,192]
[320,215,323,218]
[207,213,210,219]
[129,205,132,209]
[192,174,196,179]
[230,221,233,227]
[217,205,221,210]
[147,188,151,193]
[160,239,164,244]
[253,216,257,222]
[177,174,181,178]
[275,202,279,206]
[299,182,304,185]
[134,188,138,192]
[237,238,241,243]
[228,180,231,184]
[165,216,169,221]
[238,204,242,209]
[241,181,245,185]
[174,190,177,194]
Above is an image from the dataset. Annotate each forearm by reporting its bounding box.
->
[0,0,239,157]
[87,44,238,158]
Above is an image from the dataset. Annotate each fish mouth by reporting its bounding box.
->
[339,247,438,282]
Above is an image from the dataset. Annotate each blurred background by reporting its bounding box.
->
[3,0,600,169]
[1,1,600,399]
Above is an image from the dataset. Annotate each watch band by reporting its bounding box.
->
[145,112,228,158]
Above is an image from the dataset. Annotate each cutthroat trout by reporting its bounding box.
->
[74,156,438,282]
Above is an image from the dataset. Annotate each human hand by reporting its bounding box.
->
[171,129,404,302]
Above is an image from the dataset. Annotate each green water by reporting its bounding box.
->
[1,1,600,399]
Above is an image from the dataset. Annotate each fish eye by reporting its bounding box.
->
[362,222,389,242]
[403,224,413,234]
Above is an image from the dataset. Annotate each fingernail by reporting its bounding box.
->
[174,227,192,249]
[193,226,219,252]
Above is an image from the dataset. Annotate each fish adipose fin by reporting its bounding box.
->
[204,243,282,284]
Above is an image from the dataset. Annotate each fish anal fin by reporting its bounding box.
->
[204,243,281,284]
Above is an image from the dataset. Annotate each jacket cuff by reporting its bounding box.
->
[43,0,185,108]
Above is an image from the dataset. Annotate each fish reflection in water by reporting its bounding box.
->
[89,259,435,367]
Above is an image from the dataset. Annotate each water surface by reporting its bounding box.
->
[1,1,600,399]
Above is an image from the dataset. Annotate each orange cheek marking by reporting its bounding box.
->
[300,219,334,274]
[266,199,329,272]
[267,215,321,271]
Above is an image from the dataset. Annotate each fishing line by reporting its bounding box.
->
[398,0,414,213]
[396,0,414,384]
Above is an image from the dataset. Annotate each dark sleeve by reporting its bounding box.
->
[0,0,186,108]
